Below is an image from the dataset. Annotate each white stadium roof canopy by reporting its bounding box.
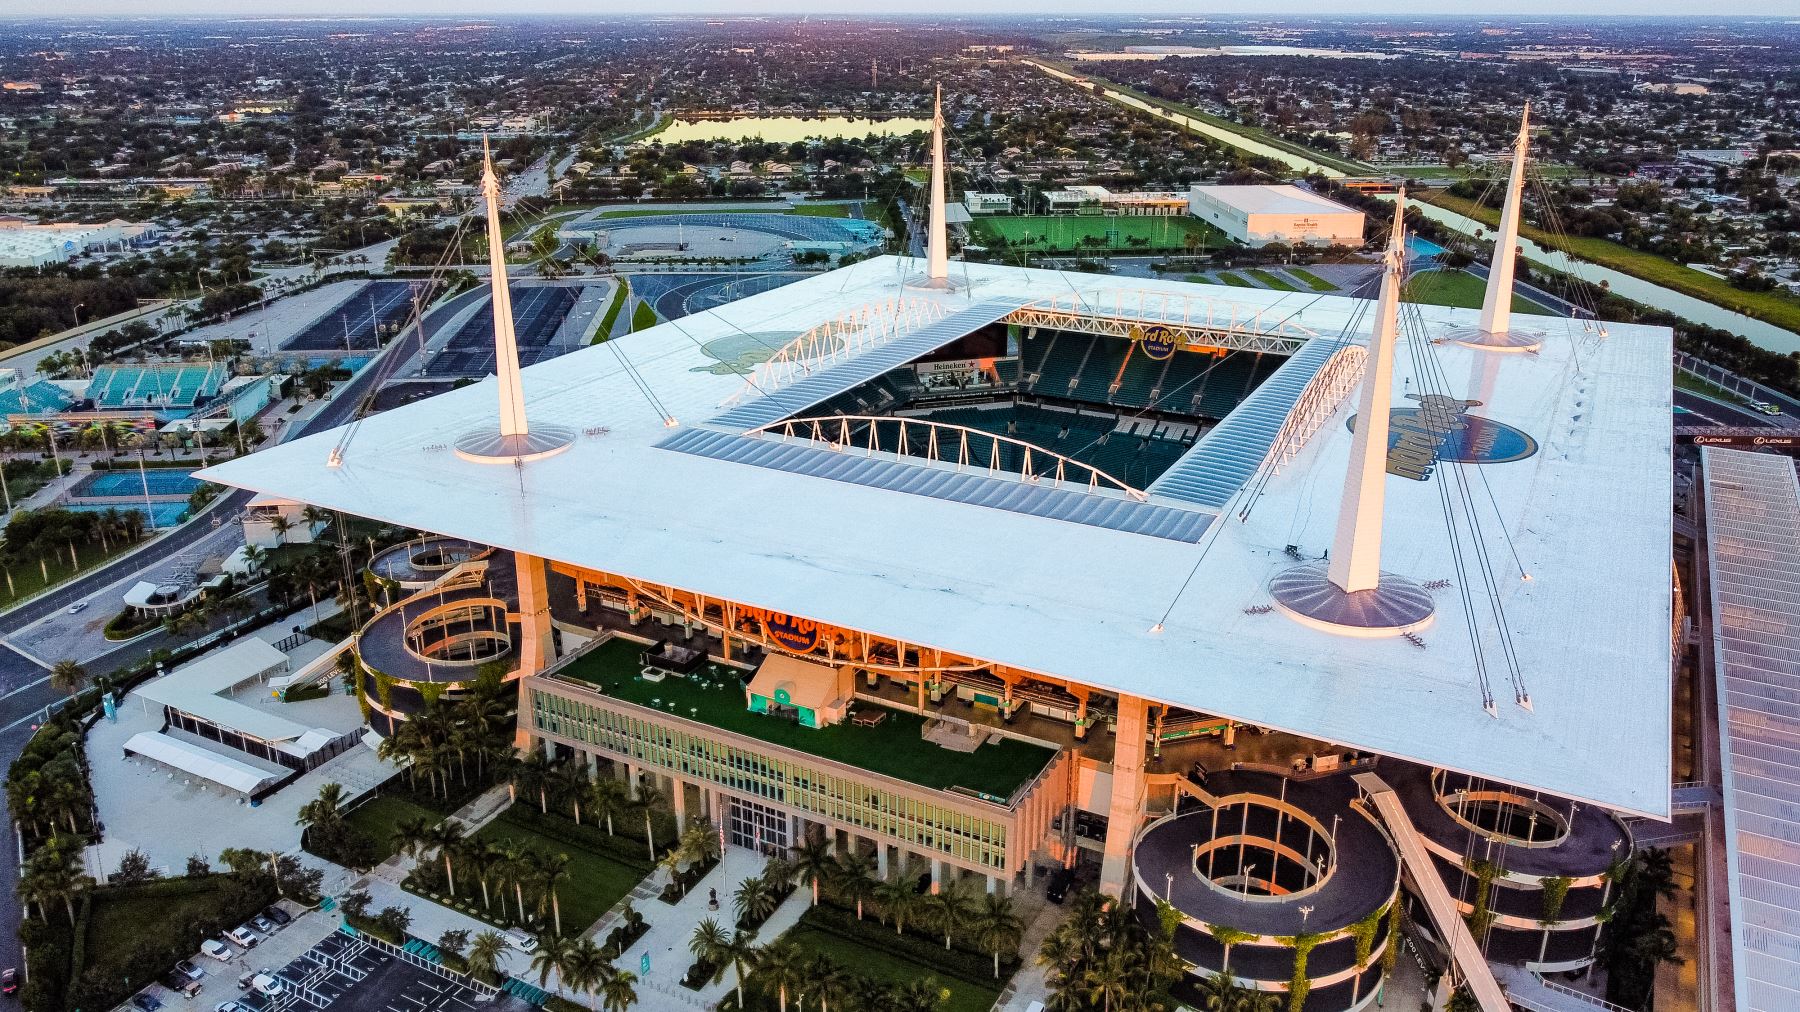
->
[203,256,1674,818]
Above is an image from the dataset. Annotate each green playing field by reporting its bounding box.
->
[969,214,1228,252]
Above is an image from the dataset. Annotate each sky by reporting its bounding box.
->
[16,1,1800,18]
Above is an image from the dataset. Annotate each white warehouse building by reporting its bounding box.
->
[1187,184,1365,247]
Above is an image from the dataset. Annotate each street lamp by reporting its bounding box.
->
[1165,870,1174,903]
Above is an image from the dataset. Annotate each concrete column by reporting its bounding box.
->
[877,842,889,879]
[672,777,688,834]
[930,857,943,895]
[514,553,555,675]
[1099,694,1151,897]
[986,873,998,895]
[789,812,803,849]
[624,762,639,800]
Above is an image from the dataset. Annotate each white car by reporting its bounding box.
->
[225,927,260,949]
[503,928,538,953]
[66,601,88,614]
[250,973,284,998]
[200,940,233,962]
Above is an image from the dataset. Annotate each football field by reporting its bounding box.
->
[970,213,1229,252]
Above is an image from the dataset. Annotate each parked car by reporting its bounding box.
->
[502,928,537,953]
[1045,866,1074,904]
[262,906,291,927]
[250,915,276,934]
[1,968,17,996]
[66,601,87,615]
[131,994,164,1012]
[249,973,284,998]
[236,972,255,991]
[201,940,233,962]
[214,1003,248,1012]
[175,960,205,982]
[161,972,201,998]
[225,927,259,949]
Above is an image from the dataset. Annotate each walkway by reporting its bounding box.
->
[1355,772,1510,1012]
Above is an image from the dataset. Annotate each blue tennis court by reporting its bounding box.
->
[64,502,188,528]
[71,469,199,498]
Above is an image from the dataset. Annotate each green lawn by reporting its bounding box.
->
[1674,369,1751,406]
[594,279,629,343]
[1405,269,1552,315]
[630,299,659,332]
[1212,272,1253,288]
[780,926,1004,1012]
[1419,189,1800,336]
[468,809,647,931]
[556,638,1057,799]
[345,793,448,859]
[790,203,853,218]
[1286,267,1338,293]
[1244,269,1299,292]
[969,214,1226,253]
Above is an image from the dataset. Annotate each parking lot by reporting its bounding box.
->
[423,284,581,377]
[119,905,533,1012]
[283,281,421,353]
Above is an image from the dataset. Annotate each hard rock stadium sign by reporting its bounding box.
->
[739,606,822,653]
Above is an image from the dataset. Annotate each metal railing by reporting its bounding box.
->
[1005,287,1318,356]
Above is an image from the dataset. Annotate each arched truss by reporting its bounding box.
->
[747,413,1148,501]
[1005,287,1318,356]
[723,296,950,406]
[1267,344,1367,472]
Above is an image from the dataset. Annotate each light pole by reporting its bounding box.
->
[1165,870,1174,903]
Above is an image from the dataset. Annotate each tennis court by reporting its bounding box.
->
[65,502,188,528]
[71,469,198,498]
[284,280,420,352]
[425,285,579,377]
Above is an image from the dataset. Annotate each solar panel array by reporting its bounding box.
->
[1701,446,1800,1012]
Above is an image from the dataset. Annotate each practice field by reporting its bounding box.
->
[1406,268,1554,315]
[969,214,1229,252]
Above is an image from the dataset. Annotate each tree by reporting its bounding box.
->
[530,931,575,989]
[375,905,412,938]
[391,815,435,863]
[758,939,806,1012]
[598,967,638,1012]
[296,781,347,837]
[636,783,664,862]
[891,978,950,1012]
[806,955,851,1012]
[340,889,373,920]
[438,929,470,959]
[734,874,778,927]
[114,848,159,886]
[48,659,87,697]
[875,873,920,936]
[561,937,609,1011]
[1083,945,1137,1012]
[428,820,466,899]
[923,882,976,950]
[972,892,1024,977]
[537,850,572,935]
[589,778,630,837]
[831,851,878,920]
[791,832,835,906]
[466,929,508,983]
[20,833,91,922]
[185,854,211,877]
[689,916,730,974]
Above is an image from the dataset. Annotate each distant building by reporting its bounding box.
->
[1187,184,1366,247]
[242,495,328,549]
[965,192,1015,215]
[0,218,160,268]
[1043,185,1188,216]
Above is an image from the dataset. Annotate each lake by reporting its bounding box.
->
[1402,198,1800,355]
[652,115,933,144]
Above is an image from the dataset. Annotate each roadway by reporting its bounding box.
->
[1674,390,1779,429]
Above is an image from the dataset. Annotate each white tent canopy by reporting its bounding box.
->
[123,731,284,795]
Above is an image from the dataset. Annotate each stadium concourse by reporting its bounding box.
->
[205,234,1672,1011]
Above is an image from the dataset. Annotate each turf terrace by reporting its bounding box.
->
[550,637,1058,801]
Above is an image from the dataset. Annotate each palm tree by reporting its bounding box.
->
[758,940,806,1012]
[875,873,920,936]
[428,821,465,897]
[830,851,878,920]
[598,968,638,1012]
[20,834,91,923]
[48,659,87,697]
[1197,971,1245,1011]
[391,816,435,864]
[516,749,556,814]
[734,874,778,927]
[529,931,575,989]
[1083,946,1138,1012]
[689,917,730,975]
[636,783,664,862]
[268,513,294,545]
[972,892,1024,978]
[806,955,851,1012]
[791,833,835,906]
[467,929,509,984]
[500,840,533,924]
[589,777,630,837]
[295,781,347,837]
[891,978,950,1012]
[538,850,572,935]
[720,928,760,1006]
[560,937,609,1012]
[557,763,591,823]
[924,882,976,951]
[680,818,721,869]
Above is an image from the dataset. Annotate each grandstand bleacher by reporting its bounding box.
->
[427,285,580,377]
[85,362,229,416]
[283,280,418,352]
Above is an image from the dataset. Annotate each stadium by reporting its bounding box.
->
[557,211,885,263]
[204,130,1673,1011]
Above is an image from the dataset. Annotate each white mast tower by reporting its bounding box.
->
[1450,105,1544,353]
[455,138,575,463]
[911,85,961,290]
[1269,193,1435,637]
